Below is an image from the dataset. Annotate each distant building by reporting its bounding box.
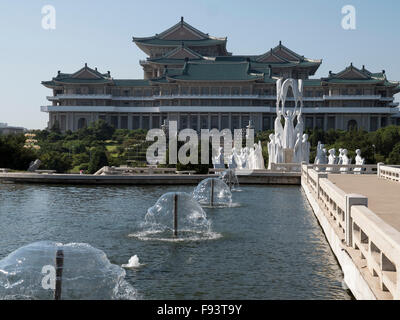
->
[0,123,25,135]
[41,17,400,132]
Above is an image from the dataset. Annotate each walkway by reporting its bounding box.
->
[328,174,400,232]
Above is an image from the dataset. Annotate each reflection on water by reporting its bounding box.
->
[0,183,352,299]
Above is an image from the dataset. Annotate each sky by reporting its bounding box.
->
[1,0,399,129]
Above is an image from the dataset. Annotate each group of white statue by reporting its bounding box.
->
[212,77,366,172]
[212,141,265,170]
[314,142,365,172]
[267,78,311,169]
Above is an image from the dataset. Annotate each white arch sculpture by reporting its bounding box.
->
[270,78,309,165]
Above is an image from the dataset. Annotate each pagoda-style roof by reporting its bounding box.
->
[133,17,228,56]
[42,64,113,87]
[144,44,206,65]
[321,64,399,87]
[255,42,321,75]
[42,65,150,88]
[164,61,265,82]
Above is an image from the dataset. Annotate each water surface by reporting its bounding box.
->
[0,183,351,299]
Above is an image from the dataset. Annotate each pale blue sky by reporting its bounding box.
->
[1,0,399,129]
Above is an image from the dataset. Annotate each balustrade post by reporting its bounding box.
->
[317,173,327,200]
[345,194,368,247]
[377,162,384,179]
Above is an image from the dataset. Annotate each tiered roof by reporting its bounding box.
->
[42,64,150,88]
[133,17,229,56]
[321,63,399,88]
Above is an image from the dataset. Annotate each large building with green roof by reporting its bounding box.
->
[42,17,400,132]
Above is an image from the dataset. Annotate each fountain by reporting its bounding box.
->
[130,192,219,241]
[219,169,240,191]
[0,241,137,300]
[192,178,233,207]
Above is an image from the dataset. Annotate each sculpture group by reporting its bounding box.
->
[315,144,365,173]
[213,141,265,170]
[267,78,310,169]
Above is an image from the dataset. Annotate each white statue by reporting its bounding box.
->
[274,133,284,164]
[282,110,296,149]
[294,110,304,139]
[326,148,336,172]
[228,147,239,169]
[267,77,308,168]
[267,133,275,170]
[213,147,225,169]
[314,141,326,170]
[340,149,351,173]
[301,134,310,163]
[293,133,302,163]
[255,141,265,169]
[337,148,344,165]
[354,149,365,174]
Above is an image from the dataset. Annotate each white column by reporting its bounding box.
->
[345,194,368,247]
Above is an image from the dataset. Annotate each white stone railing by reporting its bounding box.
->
[352,205,400,299]
[301,164,400,299]
[310,163,377,174]
[378,164,400,182]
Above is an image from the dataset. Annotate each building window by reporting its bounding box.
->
[152,116,160,129]
[262,116,271,131]
[381,117,387,127]
[327,116,335,130]
[200,115,208,129]
[316,117,324,129]
[190,115,198,131]
[180,114,188,130]
[211,115,219,129]
[347,119,358,131]
[305,117,314,129]
[232,87,240,95]
[201,87,209,95]
[232,115,240,130]
[181,87,189,95]
[77,118,87,129]
[242,87,250,95]
[221,115,229,129]
[111,116,118,128]
[142,116,150,130]
[132,116,140,129]
[242,115,249,128]
[210,87,219,95]
[370,117,378,131]
[120,116,128,129]
[190,87,199,95]
[221,87,230,95]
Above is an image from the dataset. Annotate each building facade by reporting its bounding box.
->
[41,18,400,132]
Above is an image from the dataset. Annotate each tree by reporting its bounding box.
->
[387,143,400,165]
[87,147,109,174]
[40,151,72,173]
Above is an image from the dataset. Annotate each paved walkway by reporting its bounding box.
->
[328,174,400,232]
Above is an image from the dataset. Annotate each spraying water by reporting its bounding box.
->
[129,192,221,242]
[0,241,137,300]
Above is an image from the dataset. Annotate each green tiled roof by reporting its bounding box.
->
[113,79,150,87]
[304,79,322,86]
[134,38,226,47]
[167,61,264,82]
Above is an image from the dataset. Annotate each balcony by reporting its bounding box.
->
[47,94,112,101]
[323,94,381,100]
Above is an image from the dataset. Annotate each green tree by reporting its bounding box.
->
[87,147,109,174]
[40,151,72,173]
